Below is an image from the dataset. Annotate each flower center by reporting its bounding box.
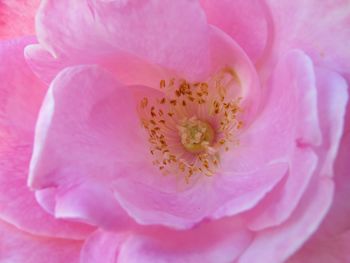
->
[138,68,243,183]
[178,117,214,153]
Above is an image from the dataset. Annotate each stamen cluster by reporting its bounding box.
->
[139,69,243,183]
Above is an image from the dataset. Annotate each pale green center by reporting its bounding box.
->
[178,117,215,153]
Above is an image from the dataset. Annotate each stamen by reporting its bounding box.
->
[139,68,243,183]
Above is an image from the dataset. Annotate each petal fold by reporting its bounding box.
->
[118,218,252,263]
[36,0,210,79]
[80,230,126,263]
[0,37,94,239]
[200,0,271,63]
[0,219,83,263]
[29,64,147,230]
[267,0,350,77]
[239,177,334,263]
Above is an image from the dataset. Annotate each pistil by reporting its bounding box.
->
[177,117,215,153]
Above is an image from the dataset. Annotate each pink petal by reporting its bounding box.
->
[24,44,71,85]
[244,51,328,230]
[200,0,272,63]
[36,0,210,79]
[25,43,167,88]
[211,163,287,219]
[113,162,287,229]
[208,26,261,124]
[118,218,252,263]
[314,68,348,178]
[288,85,349,262]
[287,230,350,263]
[239,177,334,263]
[0,37,44,132]
[329,105,350,236]
[54,182,133,231]
[213,47,335,243]
[0,38,94,239]
[247,148,317,230]
[0,1,39,39]
[35,187,56,215]
[35,183,134,231]
[29,64,148,230]
[0,219,82,263]
[80,230,127,263]
[221,50,321,174]
[267,0,350,77]
[246,55,347,230]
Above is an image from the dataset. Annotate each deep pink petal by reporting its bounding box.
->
[0,37,43,131]
[0,38,94,239]
[0,219,83,263]
[36,0,210,79]
[0,1,39,39]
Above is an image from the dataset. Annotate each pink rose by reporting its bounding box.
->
[1,1,349,262]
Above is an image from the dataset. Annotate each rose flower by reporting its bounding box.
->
[0,1,349,262]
